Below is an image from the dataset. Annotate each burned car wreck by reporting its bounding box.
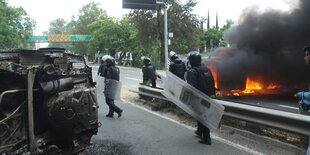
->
[0,48,98,154]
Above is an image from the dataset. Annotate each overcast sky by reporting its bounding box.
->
[8,0,292,35]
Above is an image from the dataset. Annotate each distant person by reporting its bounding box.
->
[103,55,123,118]
[294,43,310,112]
[141,56,157,88]
[186,51,215,145]
[169,51,187,80]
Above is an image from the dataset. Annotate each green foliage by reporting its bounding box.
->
[88,17,137,58]
[0,1,35,49]
[167,0,202,53]
[204,19,234,49]
[128,0,202,68]
[66,2,107,56]
[45,18,70,48]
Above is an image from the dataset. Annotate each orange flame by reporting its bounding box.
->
[243,77,263,94]
[208,64,218,89]
[206,63,281,97]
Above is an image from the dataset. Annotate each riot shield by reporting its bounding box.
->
[162,71,224,130]
[103,78,122,100]
[96,76,105,94]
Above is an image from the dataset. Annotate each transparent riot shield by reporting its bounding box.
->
[96,76,122,100]
[103,78,122,100]
[96,76,105,94]
[162,71,225,130]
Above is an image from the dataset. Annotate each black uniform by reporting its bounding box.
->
[142,63,157,88]
[187,64,215,145]
[169,59,187,80]
[98,62,106,76]
[104,64,123,117]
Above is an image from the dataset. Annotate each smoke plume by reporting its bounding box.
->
[216,0,310,92]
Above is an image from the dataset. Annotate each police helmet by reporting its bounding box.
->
[103,55,116,66]
[141,56,151,65]
[169,51,178,61]
[169,51,176,57]
[187,51,201,67]
[102,55,110,61]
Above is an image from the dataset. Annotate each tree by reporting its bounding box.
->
[0,1,35,49]
[167,0,202,52]
[67,2,107,56]
[88,17,137,62]
[221,19,234,32]
[204,19,234,49]
[128,0,201,68]
[44,18,70,48]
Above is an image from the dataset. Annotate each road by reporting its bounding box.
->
[89,65,305,155]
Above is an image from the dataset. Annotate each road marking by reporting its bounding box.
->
[278,105,299,110]
[126,101,264,155]
[126,70,140,73]
[125,77,142,82]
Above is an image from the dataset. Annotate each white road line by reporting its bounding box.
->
[126,70,140,73]
[278,105,299,110]
[126,101,264,155]
[125,77,143,82]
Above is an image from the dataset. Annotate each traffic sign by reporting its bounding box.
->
[26,36,48,42]
[25,35,93,43]
[123,0,156,10]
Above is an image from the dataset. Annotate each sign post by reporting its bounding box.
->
[123,0,169,70]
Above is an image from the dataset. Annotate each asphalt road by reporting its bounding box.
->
[89,65,305,155]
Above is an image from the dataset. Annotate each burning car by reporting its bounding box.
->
[0,48,98,154]
[203,47,309,98]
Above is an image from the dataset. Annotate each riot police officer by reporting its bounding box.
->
[103,55,123,118]
[294,44,310,112]
[98,55,108,76]
[141,56,157,88]
[186,51,215,145]
[169,51,187,80]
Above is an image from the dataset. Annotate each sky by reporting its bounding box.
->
[8,0,292,35]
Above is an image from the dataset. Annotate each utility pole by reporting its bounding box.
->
[157,1,169,70]
[216,10,219,29]
[207,9,210,29]
[123,0,168,70]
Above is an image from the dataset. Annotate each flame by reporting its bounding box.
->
[206,62,281,97]
[243,77,263,94]
[266,84,280,89]
[208,64,218,89]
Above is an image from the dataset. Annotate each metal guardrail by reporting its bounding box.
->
[138,85,310,136]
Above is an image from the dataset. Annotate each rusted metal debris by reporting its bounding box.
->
[0,48,99,154]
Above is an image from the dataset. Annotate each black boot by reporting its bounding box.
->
[106,114,113,118]
[199,138,211,145]
[199,134,212,145]
[118,109,123,118]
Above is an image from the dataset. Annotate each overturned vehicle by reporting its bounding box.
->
[0,48,98,154]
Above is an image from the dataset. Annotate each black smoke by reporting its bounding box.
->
[214,0,310,92]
